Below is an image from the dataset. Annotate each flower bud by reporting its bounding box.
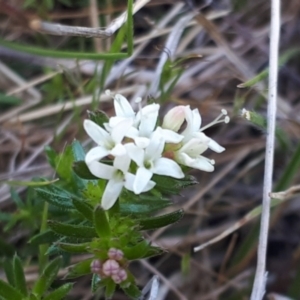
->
[162,106,186,132]
[90,259,102,274]
[108,248,124,261]
[111,268,128,284]
[102,259,120,276]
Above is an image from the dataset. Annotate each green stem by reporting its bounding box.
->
[38,201,49,273]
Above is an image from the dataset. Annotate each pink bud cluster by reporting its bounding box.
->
[90,248,128,284]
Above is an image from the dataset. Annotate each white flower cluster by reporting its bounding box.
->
[84,91,229,210]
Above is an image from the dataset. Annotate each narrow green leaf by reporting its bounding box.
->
[13,255,28,296]
[0,38,128,60]
[94,206,111,238]
[45,146,57,169]
[48,220,97,238]
[120,200,171,215]
[123,240,149,260]
[43,283,73,300]
[3,260,14,286]
[0,92,21,105]
[87,110,109,128]
[71,140,86,162]
[67,258,94,279]
[139,209,184,230]
[0,280,23,300]
[142,246,164,259]
[57,242,89,253]
[35,186,74,209]
[105,279,116,299]
[32,257,62,296]
[29,230,58,246]
[72,198,93,222]
[238,48,300,88]
[2,178,58,187]
[73,161,98,179]
[91,273,101,293]
[123,283,141,299]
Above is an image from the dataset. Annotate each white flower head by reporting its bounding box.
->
[87,154,155,210]
[126,130,184,194]
[84,119,132,165]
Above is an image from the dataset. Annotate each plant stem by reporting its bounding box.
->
[38,201,49,273]
[250,0,281,299]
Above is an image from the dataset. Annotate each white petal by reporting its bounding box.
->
[145,133,164,160]
[84,119,110,145]
[178,153,214,172]
[101,178,124,210]
[134,137,150,148]
[125,173,156,193]
[85,146,109,164]
[138,104,160,136]
[110,144,127,157]
[125,143,144,166]
[143,180,156,191]
[156,127,183,143]
[111,119,133,143]
[87,161,115,179]
[114,94,135,118]
[152,157,184,178]
[207,138,225,153]
[180,138,208,157]
[113,155,131,173]
[133,167,153,194]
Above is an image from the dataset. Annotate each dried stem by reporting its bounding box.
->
[250,0,281,299]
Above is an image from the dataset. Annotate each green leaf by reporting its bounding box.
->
[120,200,171,215]
[2,178,58,187]
[67,258,94,279]
[48,220,97,238]
[142,246,164,259]
[43,283,73,300]
[123,240,149,260]
[72,198,93,222]
[94,206,111,238]
[0,92,21,105]
[32,257,62,296]
[0,280,23,300]
[10,188,24,208]
[3,260,14,286]
[36,186,74,210]
[29,230,58,246]
[152,175,197,195]
[45,146,57,169]
[0,38,129,60]
[91,274,101,293]
[87,110,109,128]
[13,255,27,296]
[105,279,116,299]
[57,242,89,253]
[54,145,74,182]
[123,283,141,299]
[139,209,184,230]
[71,140,86,161]
[73,161,98,180]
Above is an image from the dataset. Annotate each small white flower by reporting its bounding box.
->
[181,106,226,153]
[84,119,132,164]
[174,135,215,172]
[126,130,184,194]
[87,155,155,210]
